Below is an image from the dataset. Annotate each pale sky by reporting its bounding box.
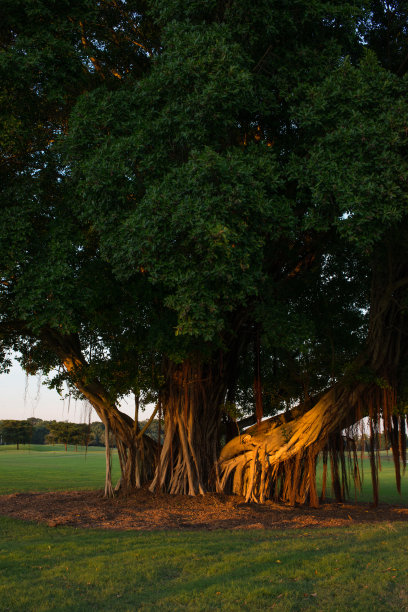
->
[0,359,152,423]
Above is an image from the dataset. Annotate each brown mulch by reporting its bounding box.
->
[1,488,408,530]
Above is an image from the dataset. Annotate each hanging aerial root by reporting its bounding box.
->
[104,420,114,499]
[216,266,408,506]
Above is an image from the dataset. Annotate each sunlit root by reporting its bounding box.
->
[218,250,408,506]
[219,388,340,504]
[217,381,408,506]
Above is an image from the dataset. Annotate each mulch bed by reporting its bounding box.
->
[1,488,408,530]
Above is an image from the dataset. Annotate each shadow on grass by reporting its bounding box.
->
[1,516,408,611]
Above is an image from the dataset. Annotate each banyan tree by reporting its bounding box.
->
[1,0,408,503]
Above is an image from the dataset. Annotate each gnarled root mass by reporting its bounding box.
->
[150,360,227,496]
[218,383,407,506]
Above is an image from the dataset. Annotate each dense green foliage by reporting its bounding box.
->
[0,0,161,400]
[0,0,368,407]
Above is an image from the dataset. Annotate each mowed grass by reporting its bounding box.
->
[315,451,408,505]
[0,446,408,611]
[0,445,120,494]
[1,516,408,611]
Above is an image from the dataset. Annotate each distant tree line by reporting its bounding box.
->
[0,418,100,450]
[0,417,163,450]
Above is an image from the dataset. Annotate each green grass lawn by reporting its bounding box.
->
[0,446,407,611]
[1,516,407,611]
[316,451,408,505]
[0,445,120,494]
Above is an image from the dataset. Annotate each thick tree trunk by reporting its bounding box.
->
[218,260,408,506]
[42,328,159,492]
[149,358,228,495]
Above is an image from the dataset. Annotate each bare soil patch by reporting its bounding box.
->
[1,488,408,530]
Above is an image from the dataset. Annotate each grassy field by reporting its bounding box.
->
[1,516,407,611]
[316,451,408,505]
[0,446,407,610]
[0,444,120,494]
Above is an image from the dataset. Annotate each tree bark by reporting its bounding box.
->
[149,357,228,495]
[104,420,114,498]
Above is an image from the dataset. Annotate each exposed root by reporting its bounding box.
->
[219,260,408,506]
[218,383,407,506]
